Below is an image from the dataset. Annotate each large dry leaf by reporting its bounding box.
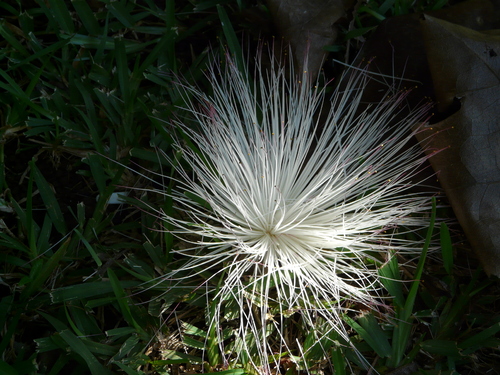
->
[267,0,351,76]
[418,15,500,276]
[354,0,500,108]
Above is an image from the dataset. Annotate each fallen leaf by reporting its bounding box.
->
[418,15,500,276]
[353,0,500,108]
[267,0,352,76]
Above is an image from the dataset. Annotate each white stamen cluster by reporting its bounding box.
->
[155,52,432,372]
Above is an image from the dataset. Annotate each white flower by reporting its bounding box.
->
[152,52,432,372]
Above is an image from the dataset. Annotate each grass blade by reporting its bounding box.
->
[39,312,113,375]
[106,1,134,27]
[71,0,100,35]
[388,197,437,367]
[458,322,500,351]
[30,161,67,235]
[420,339,461,357]
[217,4,244,73]
[21,236,70,300]
[379,252,405,307]
[345,314,392,358]
[51,280,140,303]
[0,20,29,57]
[107,268,147,336]
[115,37,131,106]
[48,0,75,34]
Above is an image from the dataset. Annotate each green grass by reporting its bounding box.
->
[1,0,498,374]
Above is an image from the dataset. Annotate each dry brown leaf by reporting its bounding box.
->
[267,0,352,76]
[353,0,500,108]
[418,15,500,276]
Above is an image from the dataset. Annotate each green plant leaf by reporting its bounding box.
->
[30,161,67,235]
[345,314,392,358]
[0,20,29,57]
[420,339,462,357]
[48,0,75,34]
[21,236,70,300]
[458,322,500,351]
[107,268,147,336]
[72,0,100,35]
[388,197,437,367]
[74,228,102,266]
[0,360,17,375]
[51,280,140,303]
[217,4,244,73]
[39,312,113,375]
[379,252,405,307]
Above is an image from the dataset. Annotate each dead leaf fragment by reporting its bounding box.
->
[353,0,500,109]
[267,0,352,76]
[418,15,500,276]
